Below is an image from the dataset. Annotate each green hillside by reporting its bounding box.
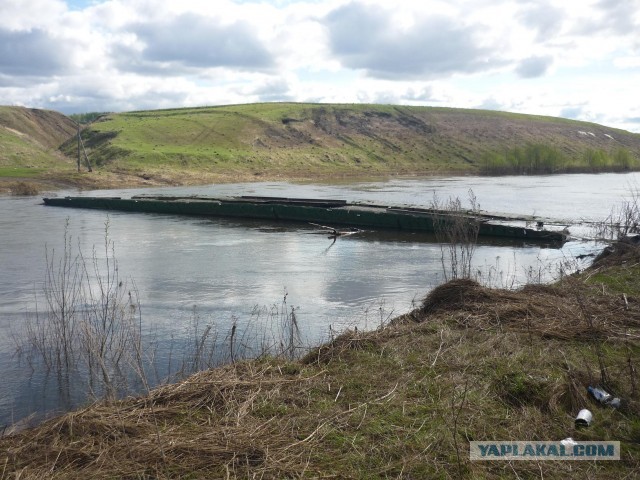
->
[70,103,640,179]
[3,103,640,192]
[0,106,77,180]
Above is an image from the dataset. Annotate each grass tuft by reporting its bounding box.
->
[9,181,40,196]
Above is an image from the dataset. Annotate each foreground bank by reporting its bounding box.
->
[1,240,639,479]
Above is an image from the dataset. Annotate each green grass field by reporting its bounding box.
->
[0,167,43,177]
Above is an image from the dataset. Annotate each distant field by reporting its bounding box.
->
[2,103,640,191]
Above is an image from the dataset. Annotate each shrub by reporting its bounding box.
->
[10,181,39,196]
[480,143,566,174]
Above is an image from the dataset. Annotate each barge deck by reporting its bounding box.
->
[42,195,568,244]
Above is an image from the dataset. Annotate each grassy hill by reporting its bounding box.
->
[0,106,77,181]
[3,103,640,193]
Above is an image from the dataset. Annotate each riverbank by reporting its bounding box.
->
[0,169,440,196]
[1,239,639,479]
[0,169,287,196]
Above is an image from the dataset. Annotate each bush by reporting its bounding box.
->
[10,181,39,196]
[613,148,635,170]
[583,148,611,171]
[480,143,566,174]
[69,112,109,124]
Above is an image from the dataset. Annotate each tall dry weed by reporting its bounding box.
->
[431,189,480,281]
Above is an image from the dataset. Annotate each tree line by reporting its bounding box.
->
[480,143,637,174]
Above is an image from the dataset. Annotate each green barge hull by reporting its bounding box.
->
[42,195,567,244]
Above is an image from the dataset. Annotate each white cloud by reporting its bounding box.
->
[613,56,640,69]
[114,14,275,73]
[322,2,505,79]
[0,28,75,77]
[516,1,565,41]
[515,55,553,78]
[0,0,638,132]
[0,0,67,30]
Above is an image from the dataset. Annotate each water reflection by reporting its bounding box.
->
[1,173,635,427]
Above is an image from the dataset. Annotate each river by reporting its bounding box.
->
[0,172,637,427]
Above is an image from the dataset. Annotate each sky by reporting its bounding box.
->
[1,0,639,132]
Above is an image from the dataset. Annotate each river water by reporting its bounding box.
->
[0,173,637,427]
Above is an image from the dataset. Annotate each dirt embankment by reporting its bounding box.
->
[0,107,77,149]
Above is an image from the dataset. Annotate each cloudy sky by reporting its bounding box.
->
[1,0,639,131]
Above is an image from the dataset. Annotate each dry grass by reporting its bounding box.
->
[8,181,39,196]
[405,275,638,341]
[1,362,324,479]
[2,242,640,479]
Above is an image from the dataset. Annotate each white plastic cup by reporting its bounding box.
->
[575,409,593,427]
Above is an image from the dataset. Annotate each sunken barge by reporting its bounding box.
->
[42,195,567,243]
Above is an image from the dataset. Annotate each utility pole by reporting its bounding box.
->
[76,122,92,172]
[77,123,81,172]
